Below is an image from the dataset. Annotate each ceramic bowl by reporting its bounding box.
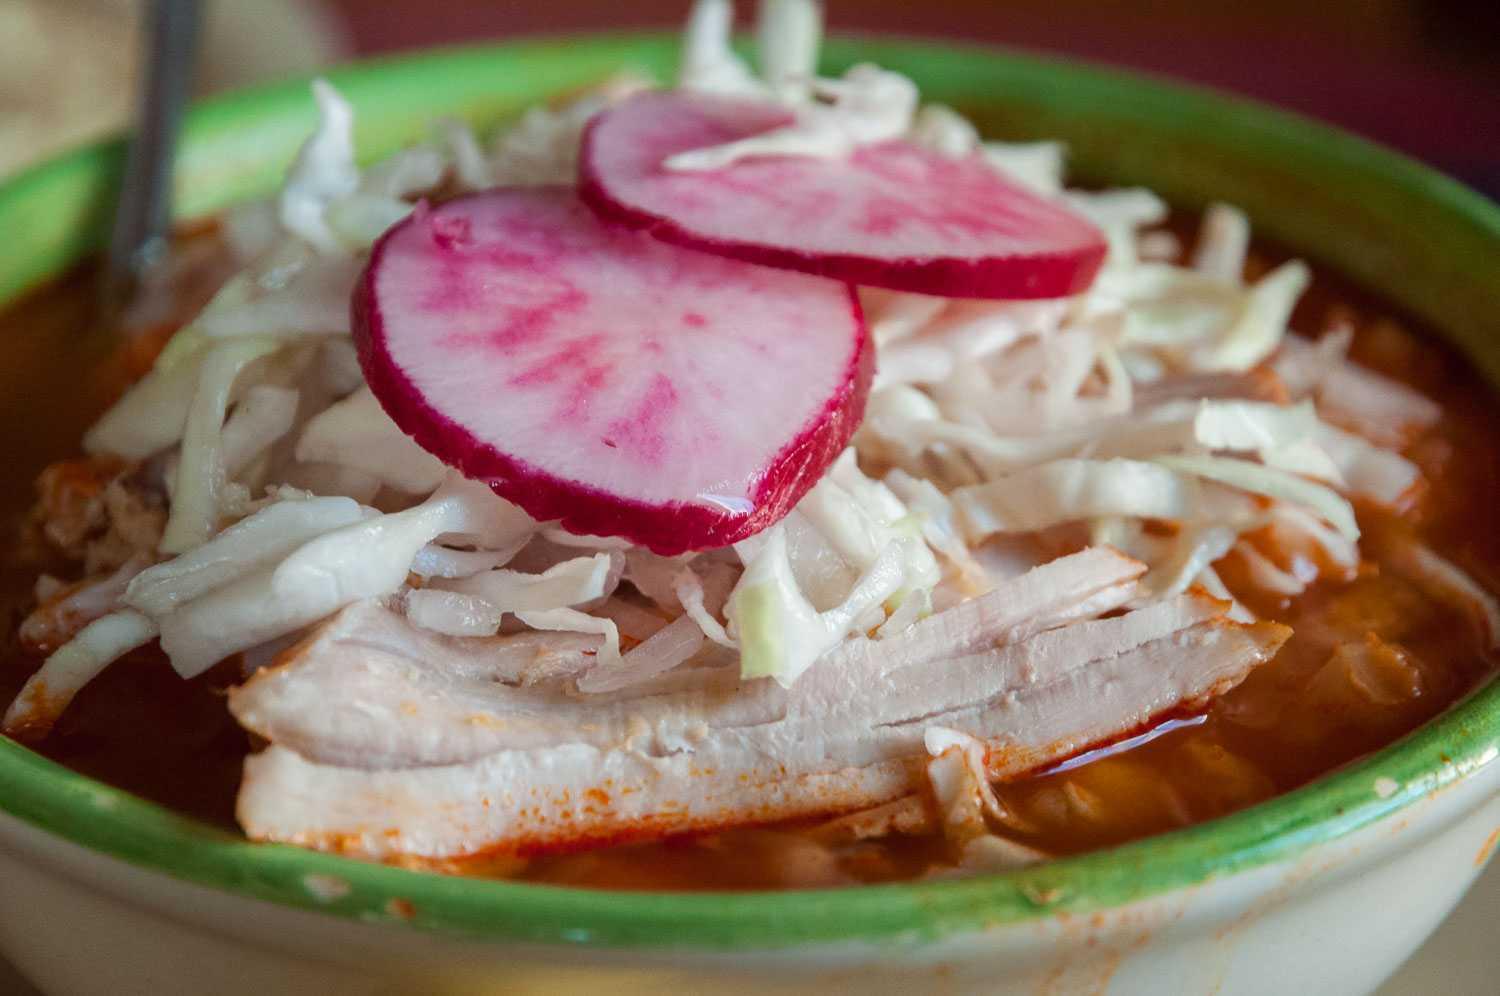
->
[0,33,1496,996]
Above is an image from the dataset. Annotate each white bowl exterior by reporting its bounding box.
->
[1,758,1496,996]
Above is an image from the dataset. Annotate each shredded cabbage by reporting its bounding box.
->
[675,567,736,647]
[1066,188,1169,282]
[153,476,521,676]
[324,195,412,252]
[409,544,524,580]
[1195,564,1254,622]
[360,144,448,200]
[1126,523,1240,603]
[222,200,282,264]
[1181,398,1343,484]
[884,469,990,593]
[196,255,362,340]
[278,80,360,254]
[669,0,916,170]
[577,615,707,694]
[1317,357,1442,447]
[296,387,447,495]
[924,726,1044,869]
[908,104,979,157]
[489,74,647,186]
[436,554,618,625]
[1268,502,1359,574]
[221,384,299,482]
[126,494,368,616]
[83,344,208,458]
[863,289,948,347]
[160,336,283,553]
[757,0,821,101]
[437,118,493,191]
[1155,453,1359,541]
[539,527,636,551]
[272,476,520,603]
[668,62,916,170]
[720,447,942,681]
[1233,540,1307,596]
[954,459,1197,540]
[157,566,310,678]
[2,611,159,736]
[515,608,622,662]
[402,589,504,637]
[1190,203,1250,283]
[729,526,905,686]
[1315,421,1420,505]
[1187,398,1317,454]
[1273,328,1353,398]
[280,462,381,505]
[804,454,932,572]
[981,141,1066,196]
[1196,260,1310,372]
[679,0,760,95]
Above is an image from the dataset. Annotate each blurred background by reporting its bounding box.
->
[0,2,1494,994]
[1,0,1496,195]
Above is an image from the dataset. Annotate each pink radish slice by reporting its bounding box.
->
[353,188,870,555]
[580,91,1108,300]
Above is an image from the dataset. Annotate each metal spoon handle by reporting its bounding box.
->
[102,0,200,315]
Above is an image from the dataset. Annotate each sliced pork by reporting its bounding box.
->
[235,547,1288,857]
[239,614,1286,857]
[229,547,1145,769]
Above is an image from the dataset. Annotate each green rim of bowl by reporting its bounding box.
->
[0,33,1496,951]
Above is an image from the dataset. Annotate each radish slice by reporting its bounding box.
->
[580,91,1107,300]
[353,188,870,555]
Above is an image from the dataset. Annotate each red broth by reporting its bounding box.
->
[1,234,1496,889]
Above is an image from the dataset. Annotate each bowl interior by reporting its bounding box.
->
[0,32,1497,950]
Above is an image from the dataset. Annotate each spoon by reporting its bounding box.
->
[99,0,200,325]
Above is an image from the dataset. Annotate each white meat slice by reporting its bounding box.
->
[228,600,623,768]
[788,545,1144,715]
[229,548,1146,768]
[237,615,1287,857]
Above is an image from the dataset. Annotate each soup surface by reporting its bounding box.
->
[2,228,1496,890]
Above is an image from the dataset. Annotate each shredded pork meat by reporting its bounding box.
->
[29,456,165,574]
